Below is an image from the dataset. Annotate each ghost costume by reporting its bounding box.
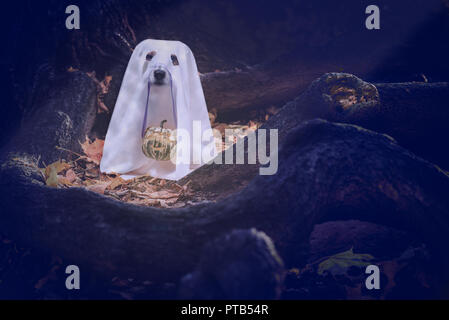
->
[100,39,216,180]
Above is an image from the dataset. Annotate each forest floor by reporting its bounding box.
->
[33,109,275,209]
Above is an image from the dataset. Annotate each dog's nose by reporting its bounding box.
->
[154,69,166,81]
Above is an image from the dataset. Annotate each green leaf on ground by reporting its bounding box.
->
[318,248,374,276]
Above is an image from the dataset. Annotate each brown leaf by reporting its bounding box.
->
[45,160,71,177]
[57,175,72,186]
[109,176,126,190]
[65,169,77,183]
[85,165,100,178]
[148,190,178,199]
[173,183,184,191]
[80,137,105,164]
[45,169,58,187]
[86,182,110,195]
[44,161,71,188]
[159,198,179,208]
[148,177,158,184]
[83,178,97,186]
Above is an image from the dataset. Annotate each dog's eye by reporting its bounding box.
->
[171,54,179,66]
[146,51,156,61]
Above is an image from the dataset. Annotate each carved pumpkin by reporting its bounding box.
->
[142,120,177,161]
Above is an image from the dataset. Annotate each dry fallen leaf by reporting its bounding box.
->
[45,166,58,187]
[85,163,100,178]
[148,190,179,199]
[109,176,126,190]
[45,160,71,177]
[57,175,73,186]
[80,137,105,165]
[44,160,71,187]
[86,182,110,195]
[65,169,77,183]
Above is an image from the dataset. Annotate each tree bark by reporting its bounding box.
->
[1,70,449,296]
[2,118,449,284]
[185,73,449,197]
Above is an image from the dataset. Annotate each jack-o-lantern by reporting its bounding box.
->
[142,120,177,161]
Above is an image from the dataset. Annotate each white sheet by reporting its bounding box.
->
[100,39,216,180]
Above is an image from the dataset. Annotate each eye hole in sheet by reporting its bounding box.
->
[146,51,156,61]
[171,54,179,66]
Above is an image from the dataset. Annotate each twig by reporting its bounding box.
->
[55,146,93,166]
[55,146,86,159]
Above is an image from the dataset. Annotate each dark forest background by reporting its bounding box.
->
[1,0,449,147]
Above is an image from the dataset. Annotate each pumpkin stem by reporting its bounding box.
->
[160,120,167,129]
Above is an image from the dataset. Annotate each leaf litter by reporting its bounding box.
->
[39,111,273,208]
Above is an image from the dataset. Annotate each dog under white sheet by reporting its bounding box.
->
[100,39,216,181]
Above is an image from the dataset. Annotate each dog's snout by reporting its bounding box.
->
[154,69,166,81]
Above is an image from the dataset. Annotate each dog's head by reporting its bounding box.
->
[145,50,180,86]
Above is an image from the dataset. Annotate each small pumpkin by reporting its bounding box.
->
[142,120,177,161]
